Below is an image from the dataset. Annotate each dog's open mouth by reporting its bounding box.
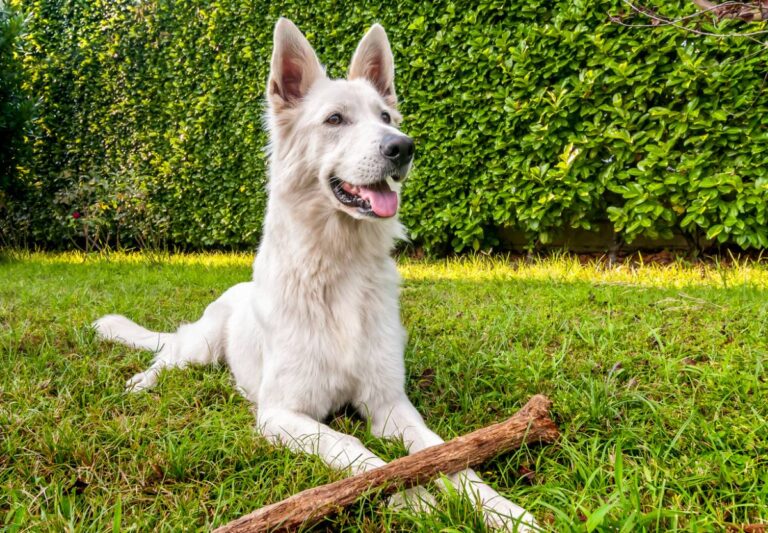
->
[330,177,399,218]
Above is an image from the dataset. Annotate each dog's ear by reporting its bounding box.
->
[348,24,396,106]
[268,18,324,111]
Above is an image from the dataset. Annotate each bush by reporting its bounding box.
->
[0,1,33,215]
[8,0,768,252]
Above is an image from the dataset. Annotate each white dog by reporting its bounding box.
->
[94,18,537,531]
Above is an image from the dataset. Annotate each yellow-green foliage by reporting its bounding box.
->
[7,1,768,252]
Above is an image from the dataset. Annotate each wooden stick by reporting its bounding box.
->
[215,394,559,533]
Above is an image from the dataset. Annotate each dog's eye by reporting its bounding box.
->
[326,113,343,125]
[381,111,391,124]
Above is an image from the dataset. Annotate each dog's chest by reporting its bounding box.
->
[264,267,401,416]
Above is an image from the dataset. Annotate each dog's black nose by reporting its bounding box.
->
[380,134,415,167]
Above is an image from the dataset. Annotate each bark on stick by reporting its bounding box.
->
[215,394,559,533]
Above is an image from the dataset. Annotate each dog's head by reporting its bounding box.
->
[266,18,413,220]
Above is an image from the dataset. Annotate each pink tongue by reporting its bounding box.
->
[358,184,398,218]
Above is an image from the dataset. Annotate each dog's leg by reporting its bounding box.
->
[121,313,225,392]
[257,406,435,514]
[369,396,538,532]
[257,407,387,473]
[95,285,241,392]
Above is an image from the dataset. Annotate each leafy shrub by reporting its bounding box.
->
[7,0,768,252]
[0,1,33,213]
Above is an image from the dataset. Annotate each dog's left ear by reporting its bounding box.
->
[348,24,396,107]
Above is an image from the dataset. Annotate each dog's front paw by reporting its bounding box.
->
[92,314,123,340]
[387,485,437,514]
[481,497,538,532]
[125,370,158,392]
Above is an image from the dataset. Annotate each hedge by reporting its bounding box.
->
[5,0,768,252]
[0,0,33,210]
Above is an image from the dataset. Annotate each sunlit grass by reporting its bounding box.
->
[11,249,768,288]
[400,252,768,289]
[1,251,767,531]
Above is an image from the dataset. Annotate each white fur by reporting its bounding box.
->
[94,18,537,532]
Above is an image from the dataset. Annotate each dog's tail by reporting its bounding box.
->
[93,298,232,392]
[93,283,248,391]
[92,314,171,352]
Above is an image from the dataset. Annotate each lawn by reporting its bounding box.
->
[1,251,767,532]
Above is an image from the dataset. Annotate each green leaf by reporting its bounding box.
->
[586,501,618,532]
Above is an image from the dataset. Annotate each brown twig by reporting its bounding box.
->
[692,0,768,21]
[214,395,559,533]
[613,0,768,40]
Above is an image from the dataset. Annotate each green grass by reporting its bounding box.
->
[1,251,767,532]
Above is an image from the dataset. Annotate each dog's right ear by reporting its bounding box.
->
[268,18,324,112]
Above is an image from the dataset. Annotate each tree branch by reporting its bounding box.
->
[692,0,768,21]
[612,0,768,40]
[214,395,559,533]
